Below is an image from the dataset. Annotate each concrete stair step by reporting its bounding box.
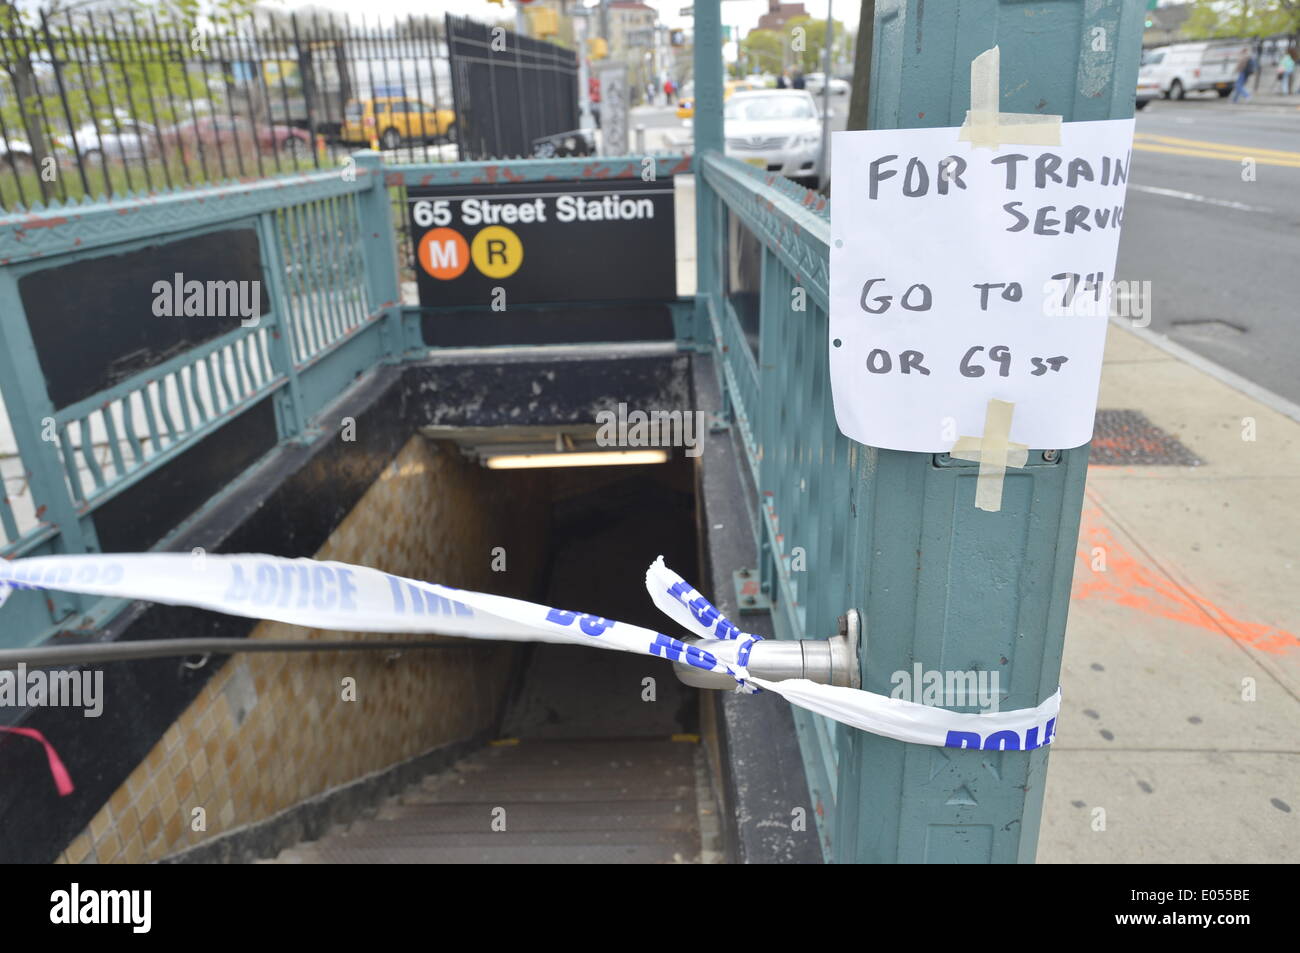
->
[401,784,695,804]
[327,828,697,849]
[363,799,695,832]
[269,842,696,864]
[265,736,706,864]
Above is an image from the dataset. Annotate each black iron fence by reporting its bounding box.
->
[0,8,582,211]
[445,14,582,161]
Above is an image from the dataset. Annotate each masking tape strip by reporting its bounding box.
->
[950,398,1028,513]
[958,46,1063,149]
[950,48,1056,509]
[0,553,1061,751]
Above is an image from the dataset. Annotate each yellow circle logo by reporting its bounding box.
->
[470,226,523,279]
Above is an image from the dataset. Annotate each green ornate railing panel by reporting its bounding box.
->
[50,323,283,509]
[701,153,849,852]
[0,154,396,647]
[272,192,372,367]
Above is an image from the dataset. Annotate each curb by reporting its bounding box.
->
[1110,315,1300,425]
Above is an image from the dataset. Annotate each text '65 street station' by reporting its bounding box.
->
[414,193,658,228]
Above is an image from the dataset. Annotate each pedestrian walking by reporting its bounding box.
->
[1281,47,1296,96]
[791,69,805,90]
[1231,48,1255,103]
[776,70,787,89]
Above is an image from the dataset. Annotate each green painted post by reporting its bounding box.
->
[351,151,404,359]
[830,0,1145,863]
[0,274,96,618]
[256,213,309,442]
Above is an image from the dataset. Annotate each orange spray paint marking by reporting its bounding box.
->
[1073,508,1298,655]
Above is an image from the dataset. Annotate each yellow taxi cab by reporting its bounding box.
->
[676,78,766,120]
[342,97,456,149]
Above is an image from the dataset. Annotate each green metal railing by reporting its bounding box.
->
[692,153,849,845]
[0,150,692,653]
[0,153,393,642]
[688,0,858,851]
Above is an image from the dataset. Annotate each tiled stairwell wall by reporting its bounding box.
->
[56,436,551,863]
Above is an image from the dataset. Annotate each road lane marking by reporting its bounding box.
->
[1136,132,1300,160]
[1133,132,1300,168]
[1133,143,1300,167]
[1127,183,1264,212]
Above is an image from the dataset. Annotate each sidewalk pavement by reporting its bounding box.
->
[1240,90,1300,107]
[629,105,693,153]
[1038,320,1299,862]
[1177,90,1300,110]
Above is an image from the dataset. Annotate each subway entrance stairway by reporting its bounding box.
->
[1,336,818,866]
[267,461,723,864]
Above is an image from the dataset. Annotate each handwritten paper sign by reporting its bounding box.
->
[828,118,1135,453]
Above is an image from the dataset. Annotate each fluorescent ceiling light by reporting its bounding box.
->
[484,450,669,470]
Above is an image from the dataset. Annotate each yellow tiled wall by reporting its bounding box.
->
[58,436,550,863]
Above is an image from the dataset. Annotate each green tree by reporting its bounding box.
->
[1184,0,1300,39]
[785,15,848,74]
[739,27,784,75]
[739,18,850,77]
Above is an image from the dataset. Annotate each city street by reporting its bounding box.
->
[1120,95,1300,403]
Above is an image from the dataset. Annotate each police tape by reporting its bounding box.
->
[0,553,1059,751]
[646,557,1060,750]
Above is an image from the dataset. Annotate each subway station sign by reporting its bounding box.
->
[408,179,675,308]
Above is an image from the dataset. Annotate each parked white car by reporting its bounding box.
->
[1141,41,1249,99]
[804,72,850,96]
[724,90,826,189]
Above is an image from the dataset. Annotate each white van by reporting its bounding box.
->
[1141,40,1251,99]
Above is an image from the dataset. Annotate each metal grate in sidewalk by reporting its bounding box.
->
[1090,409,1203,466]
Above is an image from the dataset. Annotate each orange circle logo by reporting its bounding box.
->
[418,227,470,280]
